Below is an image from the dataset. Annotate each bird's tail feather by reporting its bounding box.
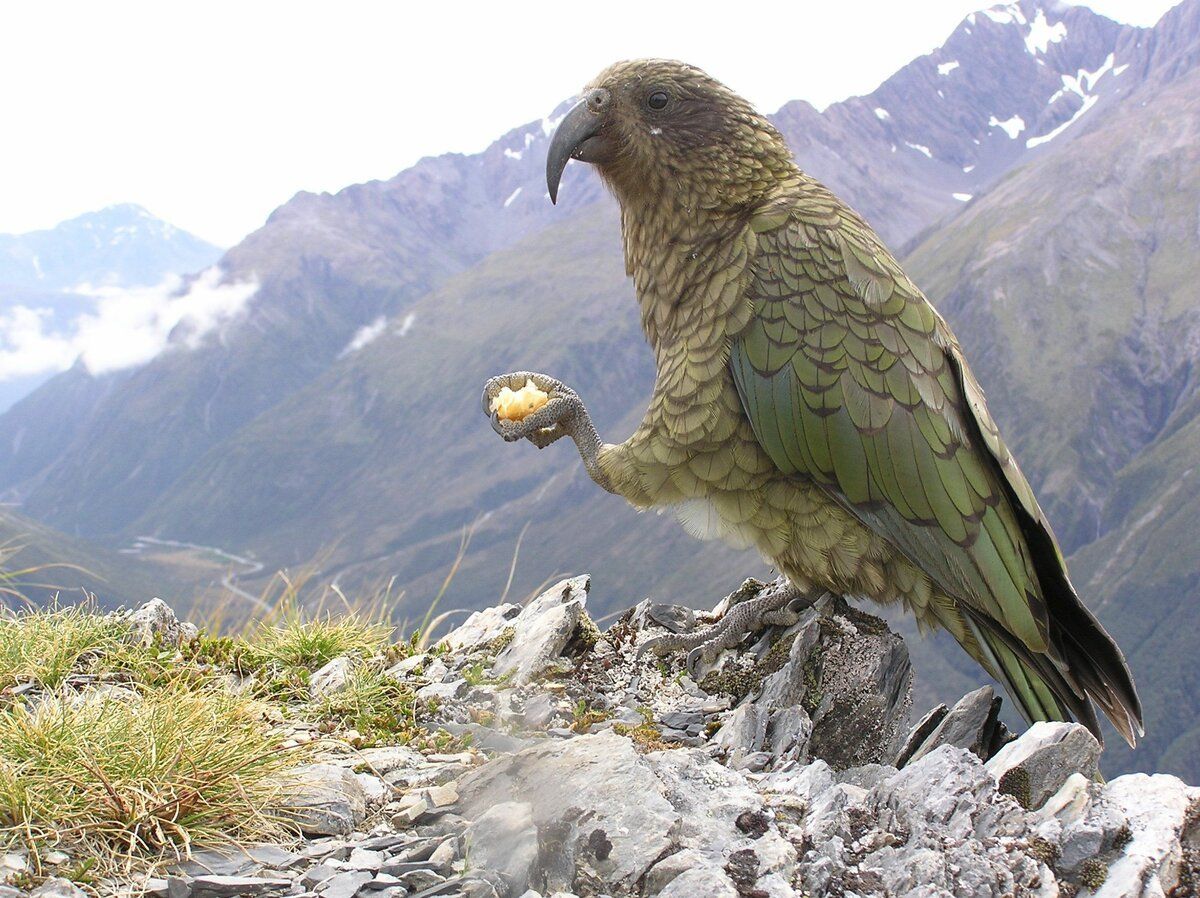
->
[965,614,1103,741]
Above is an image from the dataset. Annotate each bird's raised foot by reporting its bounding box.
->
[637,578,822,679]
[481,370,581,446]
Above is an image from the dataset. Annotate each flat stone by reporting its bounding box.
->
[416,680,465,702]
[391,797,429,825]
[316,871,373,898]
[280,764,368,836]
[656,868,738,898]
[245,845,304,870]
[385,653,428,678]
[189,876,292,898]
[301,865,341,888]
[439,604,521,651]
[310,657,354,698]
[354,772,390,807]
[398,870,447,890]
[346,848,385,871]
[29,880,87,898]
[427,783,459,807]
[462,802,538,894]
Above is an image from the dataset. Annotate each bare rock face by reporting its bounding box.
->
[119,598,199,647]
[986,721,1102,811]
[491,576,589,685]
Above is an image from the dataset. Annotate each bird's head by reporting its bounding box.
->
[546,59,794,213]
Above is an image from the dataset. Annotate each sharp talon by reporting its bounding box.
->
[686,648,704,679]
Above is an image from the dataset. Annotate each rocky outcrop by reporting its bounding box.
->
[36,587,1197,898]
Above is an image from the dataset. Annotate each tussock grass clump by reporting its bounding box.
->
[0,679,298,870]
[246,608,394,671]
[0,604,125,689]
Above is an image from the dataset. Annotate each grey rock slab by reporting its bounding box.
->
[898,686,1012,767]
[385,653,428,677]
[462,801,538,895]
[873,745,1006,842]
[279,764,368,836]
[345,848,385,871]
[492,576,588,685]
[458,731,675,890]
[189,876,292,898]
[354,746,426,776]
[645,748,796,879]
[655,868,738,898]
[439,604,521,652]
[316,871,373,898]
[521,692,557,729]
[711,703,768,767]
[416,680,465,702]
[301,865,341,888]
[29,881,87,898]
[643,848,711,894]
[985,721,1101,810]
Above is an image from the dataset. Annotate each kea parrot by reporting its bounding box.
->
[481,59,1142,746]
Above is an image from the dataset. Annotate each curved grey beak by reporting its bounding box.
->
[546,96,605,204]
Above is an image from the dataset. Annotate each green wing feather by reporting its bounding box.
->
[729,184,1143,743]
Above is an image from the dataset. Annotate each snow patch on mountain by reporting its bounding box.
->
[937,60,960,76]
[1025,9,1067,55]
[340,316,388,357]
[988,114,1026,139]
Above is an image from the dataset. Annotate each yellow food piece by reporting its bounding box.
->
[490,379,550,422]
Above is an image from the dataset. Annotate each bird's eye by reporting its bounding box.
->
[647,91,670,111]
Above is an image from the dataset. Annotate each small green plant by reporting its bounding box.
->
[613,706,670,751]
[570,699,610,733]
[246,607,393,671]
[306,665,419,748]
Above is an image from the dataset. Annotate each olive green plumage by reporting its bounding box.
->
[557,59,1143,745]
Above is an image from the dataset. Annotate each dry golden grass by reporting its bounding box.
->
[0,679,300,874]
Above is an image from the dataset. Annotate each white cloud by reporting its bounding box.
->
[0,266,257,380]
[0,307,80,377]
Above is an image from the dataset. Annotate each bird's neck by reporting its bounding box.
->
[619,172,801,350]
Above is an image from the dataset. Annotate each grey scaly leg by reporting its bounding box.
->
[481,371,615,493]
[637,578,822,677]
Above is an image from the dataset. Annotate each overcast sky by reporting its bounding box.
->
[0,0,1178,246]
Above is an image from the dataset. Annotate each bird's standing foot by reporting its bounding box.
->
[637,577,824,678]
